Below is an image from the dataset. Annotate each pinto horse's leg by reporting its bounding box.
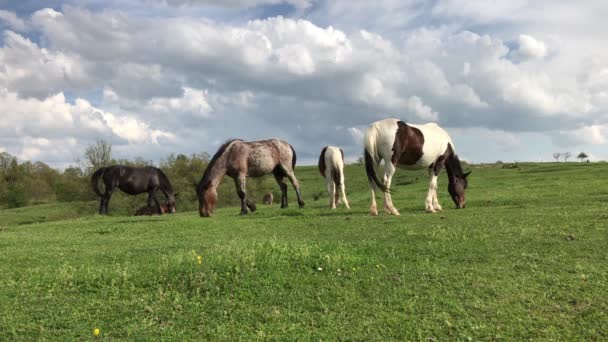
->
[234,175,249,215]
[370,187,378,216]
[383,162,400,216]
[425,168,440,213]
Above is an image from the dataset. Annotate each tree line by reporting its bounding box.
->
[0,140,270,212]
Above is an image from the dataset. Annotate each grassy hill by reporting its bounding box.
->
[0,162,607,340]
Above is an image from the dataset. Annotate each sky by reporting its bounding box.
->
[0,0,607,168]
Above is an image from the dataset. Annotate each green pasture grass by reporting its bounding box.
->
[0,162,607,340]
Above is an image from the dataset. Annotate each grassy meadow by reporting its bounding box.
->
[0,162,607,340]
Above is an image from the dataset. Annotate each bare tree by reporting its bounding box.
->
[553,152,561,162]
[563,152,571,162]
[577,152,589,162]
[84,140,113,172]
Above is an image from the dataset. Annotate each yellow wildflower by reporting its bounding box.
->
[197,255,202,265]
[93,328,100,336]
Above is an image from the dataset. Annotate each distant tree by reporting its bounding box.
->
[577,152,589,162]
[563,152,571,162]
[84,140,113,173]
[552,152,561,162]
[354,156,364,165]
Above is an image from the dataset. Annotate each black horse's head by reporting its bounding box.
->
[165,192,178,213]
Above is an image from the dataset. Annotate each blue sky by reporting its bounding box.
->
[1,0,607,167]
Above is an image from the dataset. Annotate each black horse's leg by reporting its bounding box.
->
[273,168,288,209]
[102,190,114,215]
[148,188,162,215]
[234,175,248,215]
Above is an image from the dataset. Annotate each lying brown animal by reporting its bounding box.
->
[134,204,169,216]
[262,192,273,205]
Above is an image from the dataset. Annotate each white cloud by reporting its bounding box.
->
[554,125,607,146]
[1,2,607,165]
[510,34,549,62]
[150,0,312,9]
[0,10,28,31]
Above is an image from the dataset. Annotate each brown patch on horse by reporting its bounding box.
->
[134,204,169,216]
[262,192,273,205]
[391,121,425,166]
[318,146,328,177]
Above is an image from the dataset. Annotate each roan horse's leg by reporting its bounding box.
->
[273,168,289,208]
[283,168,305,208]
[234,175,249,215]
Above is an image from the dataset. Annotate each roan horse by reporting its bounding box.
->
[196,139,305,217]
[92,165,178,215]
[364,118,470,215]
[318,146,350,209]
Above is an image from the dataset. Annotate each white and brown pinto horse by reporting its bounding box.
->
[318,146,350,209]
[364,118,470,215]
[197,139,305,217]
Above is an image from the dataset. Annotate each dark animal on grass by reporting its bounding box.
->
[364,118,470,215]
[134,204,169,216]
[196,139,305,217]
[318,146,350,209]
[92,165,178,215]
[262,192,274,205]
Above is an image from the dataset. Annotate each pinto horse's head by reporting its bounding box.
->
[197,183,217,217]
[448,170,471,209]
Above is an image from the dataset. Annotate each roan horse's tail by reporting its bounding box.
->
[289,144,297,169]
[364,133,388,193]
[91,167,106,197]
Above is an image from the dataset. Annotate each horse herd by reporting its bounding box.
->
[91,118,471,217]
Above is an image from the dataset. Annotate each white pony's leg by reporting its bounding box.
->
[426,169,438,213]
[383,162,400,216]
[326,171,336,209]
[339,169,350,209]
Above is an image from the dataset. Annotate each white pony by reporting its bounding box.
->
[363,118,470,215]
[318,146,350,209]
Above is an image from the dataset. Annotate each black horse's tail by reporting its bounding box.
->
[290,144,297,169]
[91,167,106,197]
[364,147,387,192]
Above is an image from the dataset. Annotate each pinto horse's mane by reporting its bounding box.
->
[198,139,242,193]
[444,144,468,186]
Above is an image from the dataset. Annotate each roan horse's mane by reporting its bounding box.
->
[198,139,243,192]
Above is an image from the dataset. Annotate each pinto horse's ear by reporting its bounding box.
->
[463,170,472,178]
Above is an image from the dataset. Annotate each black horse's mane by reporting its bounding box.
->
[198,139,242,192]
[154,167,174,193]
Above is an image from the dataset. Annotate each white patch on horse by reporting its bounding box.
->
[321,146,350,209]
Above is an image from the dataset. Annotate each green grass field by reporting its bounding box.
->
[1,162,607,340]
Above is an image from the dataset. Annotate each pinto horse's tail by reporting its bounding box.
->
[91,167,106,197]
[363,128,388,193]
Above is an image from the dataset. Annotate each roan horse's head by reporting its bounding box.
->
[447,170,471,209]
[197,182,217,217]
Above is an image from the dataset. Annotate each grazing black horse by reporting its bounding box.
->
[91,165,178,215]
